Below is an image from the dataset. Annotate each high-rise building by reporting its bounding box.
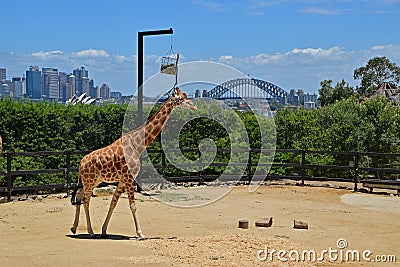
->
[110,91,122,99]
[80,77,90,95]
[12,77,25,98]
[100,83,110,99]
[73,66,88,95]
[59,72,67,102]
[0,68,6,82]
[89,79,97,98]
[93,86,100,99]
[42,68,59,99]
[26,66,41,99]
[1,83,11,97]
[73,66,88,80]
[66,74,76,101]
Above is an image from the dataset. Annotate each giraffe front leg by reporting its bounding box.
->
[127,188,146,240]
[70,204,81,234]
[101,183,125,237]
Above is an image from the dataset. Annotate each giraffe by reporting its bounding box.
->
[70,88,197,239]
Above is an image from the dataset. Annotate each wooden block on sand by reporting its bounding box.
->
[255,217,273,227]
[293,220,308,229]
[238,220,249,229]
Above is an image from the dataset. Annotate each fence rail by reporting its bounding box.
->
[1,148,400,202]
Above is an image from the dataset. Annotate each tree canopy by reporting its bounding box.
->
[318,79,355,106]
[354,56,400,96]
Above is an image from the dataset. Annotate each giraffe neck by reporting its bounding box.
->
[144,99,175,147]
[121,98,176,157]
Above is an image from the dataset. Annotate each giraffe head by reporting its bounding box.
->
[171,87,197,110]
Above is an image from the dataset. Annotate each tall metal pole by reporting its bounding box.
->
[137,33,144,127]
[136,28,173,192]
[137,28,173,127]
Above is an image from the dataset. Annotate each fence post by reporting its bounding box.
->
[65,151,71,196]
[247,149,252,185]
[198,149,204,184]
[353,152,359,192]
[6,152,13,202]
[161,150,166,189]
[301,150,306,186]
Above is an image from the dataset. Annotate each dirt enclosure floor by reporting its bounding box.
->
[0,182,399,266]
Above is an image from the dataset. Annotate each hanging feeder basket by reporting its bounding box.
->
[161,47,179,75]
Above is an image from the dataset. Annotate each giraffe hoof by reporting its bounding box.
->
[70,227,76,234]
[100,233,108,239]
[88,233,97,239]
[138,235,147,240]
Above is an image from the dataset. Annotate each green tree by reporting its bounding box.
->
[353,56,400,96]
[317,98,361,152]
[318,79,354,106]
[332,79,354,103]
[318,79,334,107]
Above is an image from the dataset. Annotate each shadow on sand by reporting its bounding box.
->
[66,234,165,241]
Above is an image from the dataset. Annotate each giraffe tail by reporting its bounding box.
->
[70,176,83,206]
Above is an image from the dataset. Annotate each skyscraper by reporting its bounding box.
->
[1,84,10,97]
[89,79,97,98]
[12,77,25,98]
[66,74,76,100]
[59,72,67,102]
[100,83,110,99]
[0,68,6,82]
[42,68,59,99]
[80,77,90,95]
[73,66,88,95]
[26,66,41,99]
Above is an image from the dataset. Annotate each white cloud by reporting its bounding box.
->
[32,50,64,59]
[219,55,234,61]
[250,0,288,9]
[192,0,231,12]
[372,45,393,50]
[71,49,109,59]
[115,55,128,62]
[288,47,343,56]
[300,7,340,15]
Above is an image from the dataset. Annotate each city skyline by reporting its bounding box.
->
[1,1,400,96]
[0,65,118,102]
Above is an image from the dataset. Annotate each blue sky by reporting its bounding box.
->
[1,0,400,96]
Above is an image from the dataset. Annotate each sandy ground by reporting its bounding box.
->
[0,183,399,266]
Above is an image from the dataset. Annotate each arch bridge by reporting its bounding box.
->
[205,78,288,103]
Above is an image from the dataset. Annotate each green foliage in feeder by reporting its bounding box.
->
[161,63,177,75]
[161,46,179,76]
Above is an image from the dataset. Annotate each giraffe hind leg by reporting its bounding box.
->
[127,187,146,240]
[101,182,125,237]
[82,189,95,237]
[70,187,83,234]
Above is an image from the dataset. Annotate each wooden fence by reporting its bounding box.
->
[1,148,400,202]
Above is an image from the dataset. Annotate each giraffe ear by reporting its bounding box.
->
[175,87,182,94]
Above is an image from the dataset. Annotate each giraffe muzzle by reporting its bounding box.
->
[181,99,197,110]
